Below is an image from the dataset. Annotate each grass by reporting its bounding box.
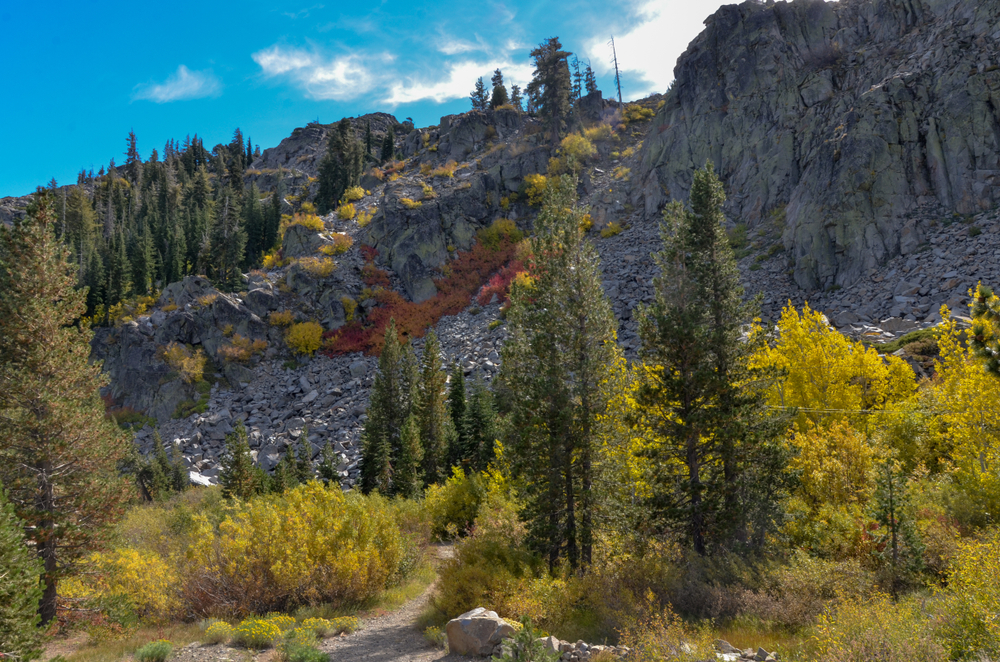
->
[47,623,203,662]
[297,557,437,622]
[711,620,817,661]
[870,327,938,354]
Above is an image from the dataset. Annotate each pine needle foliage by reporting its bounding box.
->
[0,190,132,624]
[0,488,42,661]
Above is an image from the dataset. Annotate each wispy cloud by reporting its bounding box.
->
[132,65,221,103]
[283,4,323,19]
[384,60,532,107]
[252,45,391,101]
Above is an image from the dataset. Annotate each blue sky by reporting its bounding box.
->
[0,0,730,197]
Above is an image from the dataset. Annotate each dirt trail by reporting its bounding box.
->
[319,545,462,662]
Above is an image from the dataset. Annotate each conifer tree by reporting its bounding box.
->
[361,321,410,494]
[498,176,620,570]
[365,121,373,156]
[490,69,509,108]
[465,374,497,472]
[0,488,42,661]
[633,163,790,556]
[470,77,489,111]
[0,190,131,624]
[85,249,105,315]
[583,62,599,95]
[527,38,573,147]
[447,364,469,468]
[294,431,314,484]
[395,414,424,498]
[418,330,449,484]
[208,189,247,290]
[510,84,523,112]
[970,284,1000,377]
[316,118,364,214]
[872,460,925,596]
[130,222,157,295]
[266,185,282,252]
[381,126,395,163]
[570,56,582,103]
[318,441,339,484]
[220,421,264,500]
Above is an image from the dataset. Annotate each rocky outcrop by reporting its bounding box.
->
[445,608,516,657]
[638,0,1000,291]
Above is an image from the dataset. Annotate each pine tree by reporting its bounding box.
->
[633,163,791,556]
[447,364,469,469]
[381,126,396,163]
[395,414,424,498]
[497,176,620,570]
[361,321,411,494]
[85,249,106,315]
[465,375,497,472]
[970,284,1000,377]
[0,488,42,661]
[130,222,157,295]
[318,441,339,484]
[316,118,364,214]
[527,38,573,147]
[470,77,489,111]
[510,85,523,112]
[871,460,925,596]
[106,228,132,310]
[583,62,599,95]
[294,431,314,484]
[417,330,449,484]
[125,129,142,185]
[570,56,582,103]
[266,185,282,253]
[243,183,266,266]
[490,69,509,109]
[220,421,264,500]
[208,189,247,290]
[0,190,132,624]
[169,441,188,493]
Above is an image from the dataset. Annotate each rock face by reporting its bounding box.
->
[445,608,515,657]
[638,0,1000,290]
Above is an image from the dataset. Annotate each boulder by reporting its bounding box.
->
[282,224,323,258]
[445,608,516,657]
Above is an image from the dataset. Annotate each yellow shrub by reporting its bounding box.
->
[623,104,656,124]
[523,173,548,206]
[280,212,324,238]
[90,547,182,621]
[300,617,333,637]
[233,618,281,649]
[815,594,944,662]
[218,335,268,363]
[601,222,624,238]
[265,614,296,631]
[159,342,207,384]
[430,161,457,178]
[328,233,353,254]
[613,166,631,180]
[342,186,365,203]
[203,621,233,644]
[477,218,523,251]
[357,209,375,227]
[937,531,1000,657]
[580,214,593,232]
[400,197,422,209]
[300,202,317,214]
[329,617,360,634]
[161,303,178,312]
[424,468,486,539]
[421,183,436,199]
[621,145,636,159]
[550,134,596,176]
[262,250,291,270]
[269,310,295,327]
[368,167,384,181]
[186,483,405,614]
[583,123,615,141]
[336,203,356,220]
[197,294,218,307]
[341,296,358,322]
[286,321,324,355]
[297,257,336,278]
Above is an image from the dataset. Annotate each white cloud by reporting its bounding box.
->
[584,0,729,98]
[252,46,390,100]
[383,61,533,107]
[133,65,221,103]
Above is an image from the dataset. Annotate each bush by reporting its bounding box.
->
[266,614,297,631]
[320,234,353,256]
[185,483,405,615]
[400,198,422,209]
[477,219,523,252]
[341,297,357,322]
[218,335,267,363]
[600,222,624,238]
[330,616,360,634]
[336,203,356,220]
[814,594,944,662]
[299,617,333,637]
[549,134,596,176]
[623,104,656,124]
[297,257,336,278]
[430,161,458,178]
[0,489,42,662]
[280,213,324,238]
[233,618,282,649]
[286,322,324,355]
[583,124,614,141]
[936,531,1000,658]
[523,174,548,206]
[89,547,182,621]
[342,186,365,203]
[203,621,233,644]
[135,640,173,662]
[619,606,712,662]
[159,342,207,384]
[421,183,436,199]
[357,209,375,227]
[424,468,486,539]
[270,310,295,327]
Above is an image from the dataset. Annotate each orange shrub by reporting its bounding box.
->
[218,335,268,363]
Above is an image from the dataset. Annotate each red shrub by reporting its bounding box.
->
[476,259,526,306]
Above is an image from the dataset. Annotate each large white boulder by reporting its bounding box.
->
[445,607,516,657]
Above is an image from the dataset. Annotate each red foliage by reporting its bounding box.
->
[362,263,392,288]
[323,237,520,356]
[361,245,379,262]
[476,259,526,306]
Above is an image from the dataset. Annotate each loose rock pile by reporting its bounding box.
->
[714,639,779,662]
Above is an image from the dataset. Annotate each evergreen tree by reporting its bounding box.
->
[318,441,339,484]
[465,374,497,472]
[168,441,188,493]
[381,126,395,163]
[395,414,424,498]
[418,330,449,484]
[470,77,489,111]
[243,183,266,266]
[294,431,314,484]
[130,222,157,295]
[497,176,620,571]
[85,249,105,315]
[490,69,509,108]
[583,62,599,95]
[106,228,132,310]
[208,189,247,290]
[0,190,131,624]
[125,129,142,185]
[872,460,925,596]
[271,454,294,493]
[447,364,469,468]
[266,185,282,253]
[633,163,791,556]
[971,284,1000,377]
[316,118,364,214]
[0,488,42,661]
[220,421,264,500]
[510,84,523,112]
[136,430,172,501]
[526,38,572,147]
[164,216,187,286]
[365,121,373,156]
[570,56,582,103]
[360,321,411,494]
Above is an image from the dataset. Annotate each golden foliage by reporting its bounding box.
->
[623,104,656,124]
[336,203,356,220]
[600,222,624,238]
[285,321,324,355]
[279,212,324,238]
[814,594,944,662]
[400,197,422,209]
[320,233,353,256]
[218,335,267,363]
[357,209,376,227]
[342,186,365,203]
[341,296,358,322]
[430,161,458,178]
[583,123,615,141]
[159,342,207,384]
[937,531,1000,656]
[297,257,336,278]
[421,183,436,199]
[269,310,295,327]
[523,173,548,206]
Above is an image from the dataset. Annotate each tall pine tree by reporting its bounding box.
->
[417,330,450,485]
[361,321,411,494]
[527,38,572,148]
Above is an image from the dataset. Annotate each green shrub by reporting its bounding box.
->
[936,531,1000,658]
[0,489,42,662]
[600,222,623,238]
[135,640,173,662]
[424,468,486,539]
[814,594,944,662]
[424,626,447,649]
